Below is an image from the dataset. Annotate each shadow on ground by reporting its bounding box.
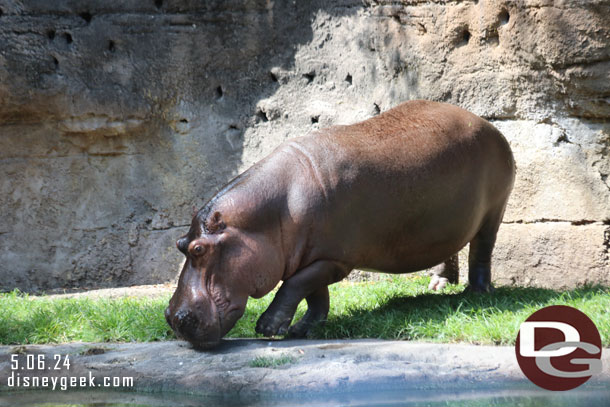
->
[313,284,609,344]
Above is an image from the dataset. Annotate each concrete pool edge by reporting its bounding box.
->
[1,340,609,398]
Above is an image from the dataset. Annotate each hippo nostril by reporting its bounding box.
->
[173,311,201,340]
[174,309,198,331]
[175,309,188,322]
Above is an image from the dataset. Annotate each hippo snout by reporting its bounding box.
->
[166,303,222,349]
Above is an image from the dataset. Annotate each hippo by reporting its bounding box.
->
[165,100,515,349]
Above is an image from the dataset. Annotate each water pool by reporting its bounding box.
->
[2,384,609,407]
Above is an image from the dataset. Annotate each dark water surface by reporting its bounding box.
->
[2,384,609,407]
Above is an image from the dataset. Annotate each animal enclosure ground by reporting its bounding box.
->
[0,276,608,346]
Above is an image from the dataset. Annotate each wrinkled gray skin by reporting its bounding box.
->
[165,100,516,349]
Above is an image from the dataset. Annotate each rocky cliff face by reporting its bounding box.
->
[1,0,608,292]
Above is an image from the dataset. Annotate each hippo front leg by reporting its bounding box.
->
[286,286,329,338]
[255,260,350,338]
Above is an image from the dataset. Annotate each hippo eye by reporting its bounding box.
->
[192,245,204,256]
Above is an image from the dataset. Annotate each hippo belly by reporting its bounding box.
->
[286,101,514,276]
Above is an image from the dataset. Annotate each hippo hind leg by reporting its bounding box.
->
[428,254,459,291]
[467,205,507,293]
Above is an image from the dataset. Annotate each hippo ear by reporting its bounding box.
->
[207,211,226,233]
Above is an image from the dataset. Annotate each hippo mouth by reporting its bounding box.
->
[170,304,244,350]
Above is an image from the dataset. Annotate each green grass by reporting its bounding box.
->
[1,276,608,346]
[0,293,174,345]
[248,354,297,368]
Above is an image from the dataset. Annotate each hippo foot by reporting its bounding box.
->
[428,275,450,291]
[255,310,293,337]
[464,283,495,294]
[286,313,326,339]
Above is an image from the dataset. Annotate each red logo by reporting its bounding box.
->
[515,305,602,391]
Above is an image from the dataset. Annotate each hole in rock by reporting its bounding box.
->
[345,73,352,85]
[108,40,115,52]
[80,12,92,24]
[64,33,73,44]
[256,110,269,123]
[215,86,223,99]
[303,72,315,84]
[499,9,510,25]
[270,71,278,82]
[461,29,471,45]
[311,115,319,124]
[47,29,56,40]
[155,0,163,9]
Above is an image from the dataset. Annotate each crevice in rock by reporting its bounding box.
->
[311,115,319,124]
[604,226,610,261]
[47,29,56,40]
[215,86,223,99]
[152,223,190,231]
[155,0,163,10]
[482,30,499,47]
[0,152,144,162]
[599,174,610,194]
[373,103,380,115]
[571,220,596,226]
[108,40,116,52]
[64,32,73,44]
[504,219,601,225]
[554,133,571,145]
[345,73,352,85]
[87,152,142,157]
[483,114,518,121]
[551,57,610,70]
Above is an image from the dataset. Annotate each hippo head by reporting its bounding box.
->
[165,210,281,349]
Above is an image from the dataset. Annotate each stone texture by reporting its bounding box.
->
[0,340,608,400]
[0,0,609,292]
[494,120,610,223]
[493,223,610,289]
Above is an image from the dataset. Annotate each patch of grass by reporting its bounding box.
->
[0,277,608,346]
[248,354,296,368]
[0,291,174,345]
[312,276,610,346]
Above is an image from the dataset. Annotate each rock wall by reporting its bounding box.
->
[0,0,608,292]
